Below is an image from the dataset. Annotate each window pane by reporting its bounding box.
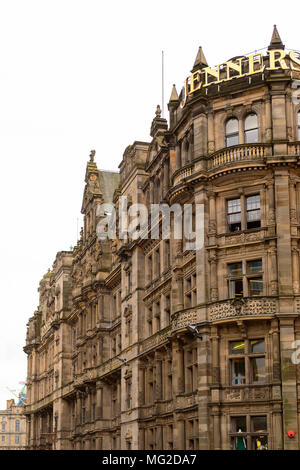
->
[229,262,243,276]
[251,339,265,353]
[249,278,263,296]
[231,416,247,433]
[252,436,267,450]
[231,436,247,450]
[298,111,300,126]
[247,260,262,274]
[230,341,245,354]
[251,416,267,432]
[226,135,239,147]
[231,358,245,385]
[226,118,239,134]
[251,357,266,383]
[227,199,241,214]
[245,114,258,131]
[245,129,258,144]
[246,195,260,210]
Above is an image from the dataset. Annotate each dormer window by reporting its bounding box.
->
[225,118,239,147]
[244,113,258,143]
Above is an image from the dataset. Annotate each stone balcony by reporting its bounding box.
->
[172,142,298,186]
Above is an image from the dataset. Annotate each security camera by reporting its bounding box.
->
[186,324,202,340]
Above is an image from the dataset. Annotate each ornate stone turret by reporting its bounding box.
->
[150,105,168,139]
[268,24,285,50]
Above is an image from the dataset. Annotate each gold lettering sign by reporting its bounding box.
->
[181,49,300,107]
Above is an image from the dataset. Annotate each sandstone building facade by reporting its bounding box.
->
[0,400,27,450]
[24,27,300,450]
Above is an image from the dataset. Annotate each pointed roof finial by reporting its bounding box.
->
[269,25,284,50]
[169,84,179,103]
[191,46,208,72]
[155,104,162,118]
[90,149,96,162]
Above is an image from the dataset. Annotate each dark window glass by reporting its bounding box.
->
[229,262,243,276]
[230,341,245,355]
[251,416,267,433]
[251,339,265,354]
[231,416,247,433]
[249,278,263,296]
[251,357,266,383]
[247,260,262,274]
[229,279,244,298]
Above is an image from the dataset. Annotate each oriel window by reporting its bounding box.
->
[225,118,239,147]
[244,113,258,143]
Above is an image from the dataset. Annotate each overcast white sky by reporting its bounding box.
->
[0,0,298,408]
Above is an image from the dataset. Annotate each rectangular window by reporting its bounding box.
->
[246,195,261,229]
[230,415,268,450]
[15,435,20,444]
[229,339,265,385]
[227,198,241,232]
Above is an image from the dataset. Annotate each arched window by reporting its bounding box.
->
[225,118,239,147]
[298,111,300,140]
[244,113,258,143]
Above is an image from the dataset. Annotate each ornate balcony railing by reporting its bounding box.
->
[173,143,271,186]
[207,143,269,170]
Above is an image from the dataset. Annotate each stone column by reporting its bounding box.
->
[156,425,163,450]
[208,192,216,246]
[154,355,163,401]
[138,366,145,405]
[212,407,221,450]
[149,178,154,205]
[291,240,300,294]
[265,97,272,143]
[207,112,215,154]
[96,385,103,419]
[267,181,276,237]
[175,144,181,170]
[173,338,184,395]
[268,240,278,296]
[211,326,220,385]
[209,250,218,302]
[238,117,244,144]
[279,317,298,449]
[181,138,188,166]
[174,417,185,450]
[163,158,169,196]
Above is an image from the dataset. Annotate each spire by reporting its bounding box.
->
[269,25,284,50]
[169,84,179,103]
[191,46,208,72]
